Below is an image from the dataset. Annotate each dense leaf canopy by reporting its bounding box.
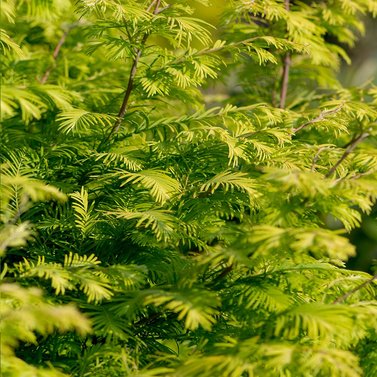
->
[1,0,377,376]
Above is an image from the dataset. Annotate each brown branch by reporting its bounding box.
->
[332,274,377,304]
[279,0,290,109]
[214,264,233,282]
[39,22,84,84]
[238,130,260,139]
[146,0,159,12]
[155,5,171,14]
[238,106,343,141]
[100,0,162,147]
[134,312,161,327]
[39,23,82,84]
[310,146,332,171]
[293,105,343,133]
[39,31,68,84]
[325,132,369,178]
[279,54,290,108]
[112,33,148,133]
[170,36,270,66]
[349,170,376,180]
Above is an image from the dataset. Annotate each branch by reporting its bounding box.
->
[325,132,369,178]
[349,169,376,180]
[39,32,68,84]
[134,312,161,327]
[214,264,233,282]
[279,0,290,109]
[39,23,79,84]
[293,104,344,133]
[332,273,377,304]
[310,146,332,171]
[145,0,159,12]
[170,35,275,66]
[237,129,262,139]
[100,0,162,148]
[155,5,171,14]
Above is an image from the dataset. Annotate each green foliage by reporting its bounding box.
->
[1,0,377,376]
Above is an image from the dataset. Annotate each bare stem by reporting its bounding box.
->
[112,33,148,133]
[325,132,369,178]
[171,35,271,67]
[332,274,377,304]
[279,0,290,109]
[279,54,290,108]
[214,264,233,282]
[349,170,376,180]
[39,24,80,85]
[310,146,332,171]
[101,0,161,147]
[293,105,343,133]
[146,0,159,12]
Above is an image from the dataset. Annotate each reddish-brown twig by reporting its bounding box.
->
[332,274,377,304]
[325,132,369,178]
[279,0,290,109]
[293,105,343,133]
[102,0,162,145]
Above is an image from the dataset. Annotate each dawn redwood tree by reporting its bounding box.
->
[1,0,377,376]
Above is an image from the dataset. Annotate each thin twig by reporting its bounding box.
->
[310,146,332,171]
[171,35,275,65]
[325,132,369,178]
[349,170,376,180]
[100,0,162,147]
[214,264,233,282]
[279,0,290,109]
[40,32,68,84]
[111,32,149,134]
[134,312,161,327]
[293,105,344,133]
[155,5,171,14]
[238,130,260,139]
[39,24,80,84]
[332,274,377,304]
[279,54,290,108]
[241,101,343,142]
[145,0,159,12]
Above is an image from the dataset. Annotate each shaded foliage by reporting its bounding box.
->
[1,0,377,376]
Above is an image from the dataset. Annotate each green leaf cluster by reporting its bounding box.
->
[1,0,377,376]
